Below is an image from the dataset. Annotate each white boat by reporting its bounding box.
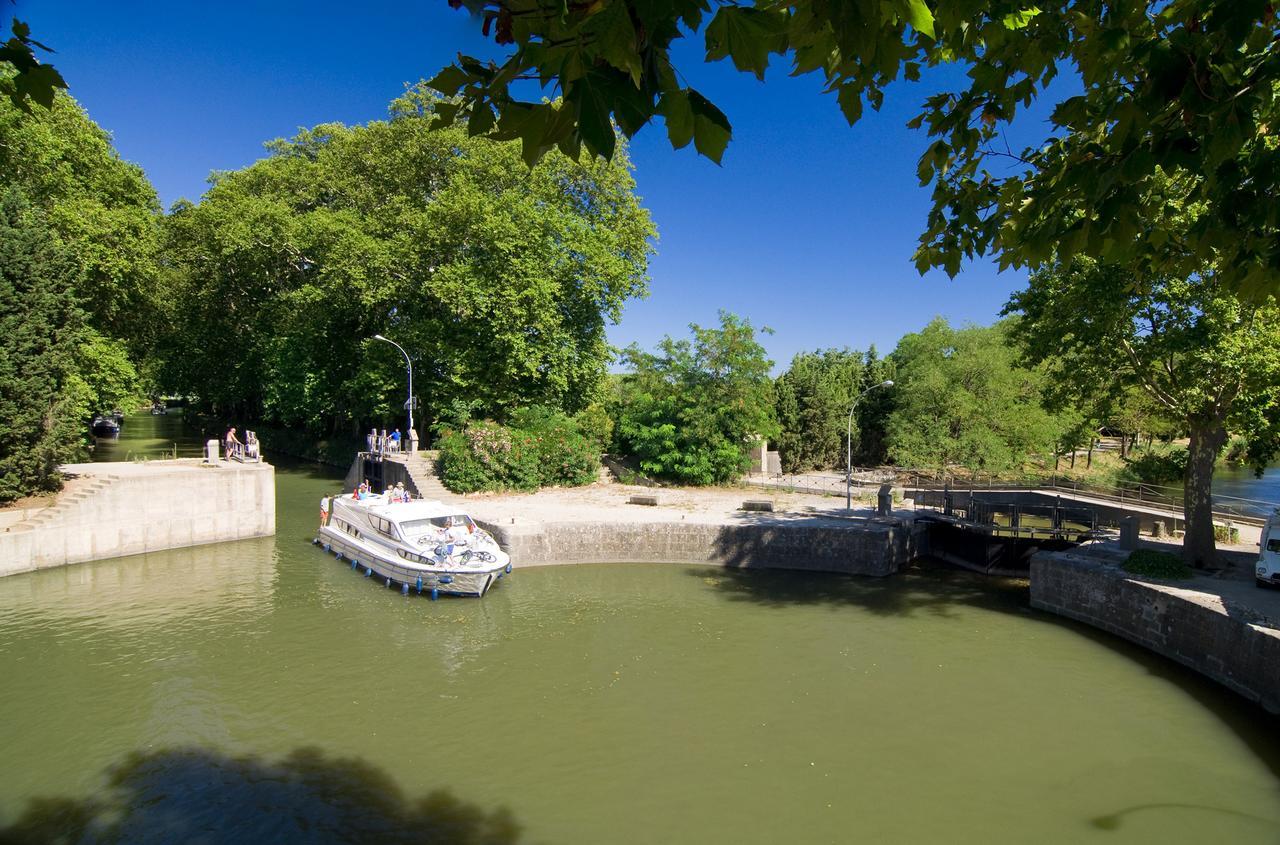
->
[314,492,511,597]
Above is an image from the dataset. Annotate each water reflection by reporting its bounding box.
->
[0,539,278,634]
[0,746,524,845]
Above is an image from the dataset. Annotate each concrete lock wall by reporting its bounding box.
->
[0,460,276,579]
[1030,549,1280,714]
[476,519,926,576]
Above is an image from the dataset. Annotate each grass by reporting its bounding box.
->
[1122,548,1195,580]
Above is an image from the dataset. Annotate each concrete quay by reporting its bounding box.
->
[0,459,275,579]
[1031,543,1280,714]
[356,452,924,577]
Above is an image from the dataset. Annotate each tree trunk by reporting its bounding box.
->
[1086,438,1094,468]
[1183,422,1227,569]
[1120,434,1128,459]
[1070,449,1076,469]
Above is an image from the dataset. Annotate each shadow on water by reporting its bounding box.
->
[1089,802,1280,832]
[692,560,1280,784]
[0,747,525,845]
[699,556,1032,619]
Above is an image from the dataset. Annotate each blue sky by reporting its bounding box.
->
[22,2,1048,370]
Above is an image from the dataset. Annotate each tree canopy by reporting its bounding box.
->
[0,81,158,499]
[886,317,1059,474]
[0,72,162,354]
[773,347,894,473]
[0,187,88,501]
[616,311,778,484]
[157,86,655,435]
[1006,257,1280,565]
[427,0,1280,297]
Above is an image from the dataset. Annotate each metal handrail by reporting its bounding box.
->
[748,465,1275,526]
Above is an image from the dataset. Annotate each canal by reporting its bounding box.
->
[0,414,1276,842]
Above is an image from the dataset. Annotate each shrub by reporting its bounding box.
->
[1122,549,1194,579]
[437,411,599,493]
[1120,444,1189,485]
[436,425,501,493]
[1213,523,1240,544]
[572,403,614,453]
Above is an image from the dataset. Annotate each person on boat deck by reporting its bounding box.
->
[394,481,407,502]
[224,427,240,458]
[445,516,472,544]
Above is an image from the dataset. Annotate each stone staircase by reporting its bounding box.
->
[399,451,454,502]
[6,474,119,533]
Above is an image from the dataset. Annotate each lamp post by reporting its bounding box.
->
[847,380,894,511]
[373,334,415,452]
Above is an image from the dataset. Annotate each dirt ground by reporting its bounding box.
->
[456,479,898,527]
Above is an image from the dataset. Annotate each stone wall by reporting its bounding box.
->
[1030,548,1280,714]
[476,518,925,577]
[0,460,276,579]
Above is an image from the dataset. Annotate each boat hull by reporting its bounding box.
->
[314,526,509,598]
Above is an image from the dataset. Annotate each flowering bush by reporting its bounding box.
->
[437,410,599,493]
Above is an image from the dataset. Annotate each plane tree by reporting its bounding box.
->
[884,317,1059,475]
[157,86,655,435]
[1005,258,1280,567]
[424,0,1280,299]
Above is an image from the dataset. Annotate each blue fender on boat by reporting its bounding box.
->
[505,563,513,574]
[440,575,453,584]
[415,576,423,593]
[365,567,372,577]
[430,588,439,601]
[402,583,409,595]
[322,543,330,553]
[351,559,358,569]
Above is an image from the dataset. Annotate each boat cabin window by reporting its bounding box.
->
[369,515,398,539]
[1267,536,1280,553]
[399,515,474,540]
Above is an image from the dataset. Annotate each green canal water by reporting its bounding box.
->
[0,415,1277,843]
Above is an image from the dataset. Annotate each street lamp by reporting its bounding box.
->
[847,379,894,511]
[373,334,415,451]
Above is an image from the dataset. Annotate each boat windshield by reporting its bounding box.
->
[398,515,475,541]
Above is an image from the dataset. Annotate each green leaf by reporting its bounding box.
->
[1000,7,1041,30]
[429,100,462,130]
[569,74,618,160]
[467,104,496,136]
[704,6,788,80]
[902,0,935,39]
[659,88,694,149]
[836,84,863,125]
[426,65,470,96]
[13,64,64,109]
[688,89,731,163]
[588,0,643,85]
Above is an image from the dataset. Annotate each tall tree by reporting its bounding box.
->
[1006,257,1280,566]
[0,75,161,351]
[774,348,864,473]
[853,346,896,465]
[431,1,1280,298]
[158,86,655,435]
[617,312,778,484]
[886,318,1058,474]
[0,187,88,501]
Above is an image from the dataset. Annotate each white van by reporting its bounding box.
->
[1258,510,1280,587]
